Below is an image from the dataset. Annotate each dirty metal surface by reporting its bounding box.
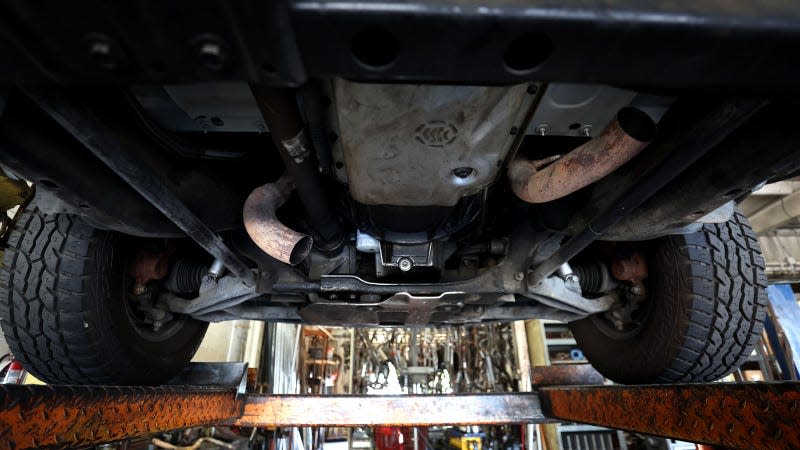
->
[243,176,312,266]
[531,365,604,386]
[332,80,537,206]
[4,365,798,450]
[510,107,655,204]
[540,382,800,450]
[234,393,553,427]
[0,384,243,450]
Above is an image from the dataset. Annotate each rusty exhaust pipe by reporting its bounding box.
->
[509,107,657,203]
[244,176,313,265]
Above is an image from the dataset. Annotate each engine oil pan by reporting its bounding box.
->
[330,79,537,206]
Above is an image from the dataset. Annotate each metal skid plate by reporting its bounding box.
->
[331,80,537,206]
[527,83,636,137]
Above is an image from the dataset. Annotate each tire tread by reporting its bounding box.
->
[0,209,112,383]
[657,210,767,382]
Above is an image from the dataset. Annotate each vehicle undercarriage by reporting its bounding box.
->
[0,0,798,385]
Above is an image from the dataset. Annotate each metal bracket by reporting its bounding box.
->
[165,274,260,316]
[526,276,616,316]
[299,292,487,326]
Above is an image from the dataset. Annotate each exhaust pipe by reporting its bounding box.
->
[244,176,313,265]
[509,107,657,203]
[250,85,343,251]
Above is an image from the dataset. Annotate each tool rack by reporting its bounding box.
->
[0,363,797,450]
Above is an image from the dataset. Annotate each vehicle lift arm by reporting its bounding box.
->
[0,363,797,450]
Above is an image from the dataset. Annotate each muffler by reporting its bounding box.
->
[244,176,312,265]
[509,107,657,203]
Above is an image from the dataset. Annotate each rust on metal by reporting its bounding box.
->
[531,365,604,386]
[509,107,656,204]
[0,384,243,450]
[234,393,553,427]
[127,242,175,286]
[243,175,313,265]
[0,175,31,212]
[540,383,800,450]
[611,251,648,284]
[4,364,797,450]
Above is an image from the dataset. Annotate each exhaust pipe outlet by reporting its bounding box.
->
[509,107,657,203]
[244,176,313,265]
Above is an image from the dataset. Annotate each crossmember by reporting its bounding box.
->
[0,363,798,450]
[4,1,800,90]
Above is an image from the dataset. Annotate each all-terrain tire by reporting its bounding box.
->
[570,210,767,384]
[0,207,207,385]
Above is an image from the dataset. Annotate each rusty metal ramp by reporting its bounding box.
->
[0,363,798,450]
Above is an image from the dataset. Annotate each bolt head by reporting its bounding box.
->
[536,124,551,136]
[84,33,121,69]
[192,34,229,70]
[200,42,221,57]
[398,257,413,272]
[90,41,111,57]
[514,272,525,281]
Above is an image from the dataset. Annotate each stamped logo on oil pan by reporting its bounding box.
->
[415,120,458,147]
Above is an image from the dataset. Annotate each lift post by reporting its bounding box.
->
[0,363,798,450]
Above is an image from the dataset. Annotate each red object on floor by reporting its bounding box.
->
[2,360,25,384]
[374,427,428,450]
